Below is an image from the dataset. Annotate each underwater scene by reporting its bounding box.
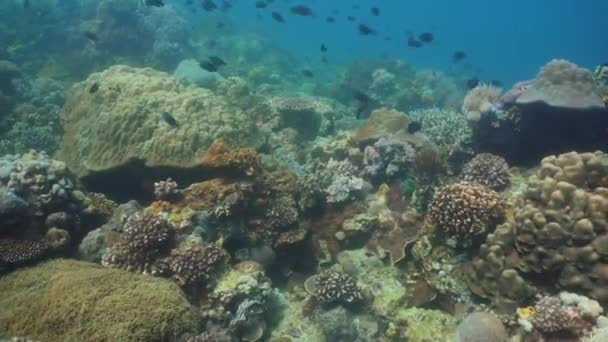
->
[1,0,608,341]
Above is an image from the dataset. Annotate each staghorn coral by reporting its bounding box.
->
[363,137,415,181]
[407,107,471,147]
[304,268,364,305]
[429,181,506,244]
[101,211,172,274]
[57,65,262,179]
[459,153,510,191]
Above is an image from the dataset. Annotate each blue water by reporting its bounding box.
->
[194,0,608,87]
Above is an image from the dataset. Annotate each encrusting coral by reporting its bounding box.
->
[57,65,262,179]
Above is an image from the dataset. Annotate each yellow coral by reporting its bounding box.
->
[517,306,536,320]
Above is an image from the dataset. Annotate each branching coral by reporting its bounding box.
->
[101,211,172,274]
[407,107,471,147]
[429,182,505,244]
[459,153,510,191]
[162,242,226,287]
[363,137,415,181]
[305,269,364,305]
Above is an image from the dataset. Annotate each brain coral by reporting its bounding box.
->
[465,151,608,307]
[57,65,261,178]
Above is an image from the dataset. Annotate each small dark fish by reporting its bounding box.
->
[162,112,179,127]
[407,36,423,48]
[271,11,285,23]
[23,0,30,9]
[489,79,503,87]
[347,16,356,22]
[199,61,219,72]
[83,31,98,42]
[290,5,313,16]
[358,24,375,35]
[301,69,314,77]
[407,121,422,134]
[89,82,99,94]
[255,0,267,9]
[208,56,226,66]
[452,51,467,62]
[466,78,480,89]
[202,0,217,11]
[370,7,380,16]
[320,44,327,53]
[326,16,335,23]
[418,32,434,43]
[144,0,165,7]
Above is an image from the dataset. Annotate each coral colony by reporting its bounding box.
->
[0,1,607,341]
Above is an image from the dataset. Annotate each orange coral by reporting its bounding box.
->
[200,140,260,176]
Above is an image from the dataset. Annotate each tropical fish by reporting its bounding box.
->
[161,112,179,127]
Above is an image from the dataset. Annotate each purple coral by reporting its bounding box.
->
[363,138,415,180]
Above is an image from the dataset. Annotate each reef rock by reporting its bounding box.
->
[0,259,199,342]
[57,65,262,196]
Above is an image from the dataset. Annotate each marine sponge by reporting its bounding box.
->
[101,211,172,273]
[459,153,510,191]
[305,269,364,305]
[429,181,505,243]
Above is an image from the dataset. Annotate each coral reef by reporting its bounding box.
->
[407,107,471,147]
[101,211,173,274]
[459,153,510,191]
[0,151,96,267]
[154,177,180,200]
[461,84,502,122]
[469,59,608,164]
[456,312,508,342]
[517,59,606,109]
[162,242,226,287]
[304,268,364,305]
[0,259,199,342]
[465,151,608,311]
[363,137,416,181]
[429,181,506,245]
[57,65,262,182]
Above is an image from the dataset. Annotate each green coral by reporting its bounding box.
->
[0,259,200,342]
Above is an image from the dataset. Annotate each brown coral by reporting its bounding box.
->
[429,182,505,243]
[459,153,510,191]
